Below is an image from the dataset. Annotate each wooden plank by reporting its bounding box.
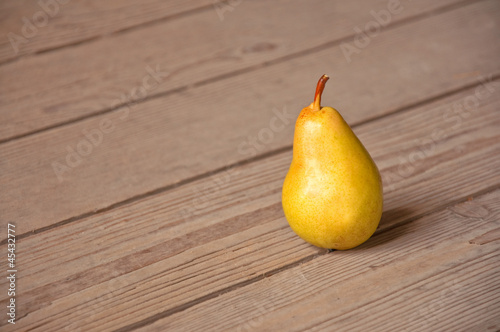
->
[0,0,473,141]
[1,0,499,236]
[0,0,213,63]
[141,190,500,332]
[1,85,499,331]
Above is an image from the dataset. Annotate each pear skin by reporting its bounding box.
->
[282,75,383,250]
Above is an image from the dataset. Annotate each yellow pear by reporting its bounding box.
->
[282,74,383,250]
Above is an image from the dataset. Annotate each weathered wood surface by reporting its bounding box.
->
[141,190,500,332]
[1,0,499,331]
[1,0,499,239]
[1,84,498,331]
[0,0,474,142]
[0,0,214,64]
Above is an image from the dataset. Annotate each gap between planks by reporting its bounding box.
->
[0,0,482,144]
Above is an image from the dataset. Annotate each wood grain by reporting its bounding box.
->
[1,0,499,237]
[0,0,214,63]
[138,190,500,332]
[0,0,477,141]
[1,85,499,331]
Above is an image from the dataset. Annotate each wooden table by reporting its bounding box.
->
[1,0,499,331]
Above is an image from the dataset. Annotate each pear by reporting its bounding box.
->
[282,74,383,250]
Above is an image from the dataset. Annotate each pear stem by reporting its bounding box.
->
[313,74,329,111]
